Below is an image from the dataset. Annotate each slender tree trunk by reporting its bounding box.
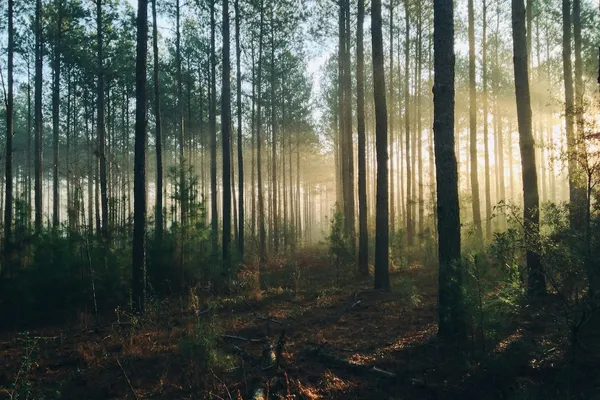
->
[389,3,395,235]
[495,4,505,209]
[176,0,186,226]
[27,65,32,229]
[417,1,424,239]
[404,1,413,246]
[433,0,466,342]
[222,0,232,271]
[132,0,148,315]
[372,0,390,291]
[357,0,369,276]
[257,0,267,263]
[152,0,163,241]
[562,0,583,228]
[251,45,257,239]
[511,0,546,296]
[235,0,244,258]
[573,0,587,214]
[35,0,43,235]
[535,18,547,203]
[210,0,218,255]
[483,0,492,241]
[97,0,109,237]
[52,0,62,228]
[270,18,278,254]
[4,0,15,268]
[468,0,483,246]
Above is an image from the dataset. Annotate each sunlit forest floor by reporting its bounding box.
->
[1,250,600,399]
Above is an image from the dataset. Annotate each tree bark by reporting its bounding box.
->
[97,0,109,237]
[483,0,492,242]
[270,16,278,254]
[468,0,483,246]
[511,0,546,296]
[235,0,244,259]
[152,0,163,241]
[52,0,62,228]
[257,0,267,263]
[434,0,466,342]
[35,0,43,235]
[176,0,186,227]
[4,0,14,267]
[357,0,369,276]
[133,0,149,315]
[372,0,390,291]
[404,1,413,246]
[389,3,395,235]
[210,0,218,256]
[562,0,584,229]
[222,0,232,271]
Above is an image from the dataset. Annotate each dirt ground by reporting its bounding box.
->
[1,252,599,399]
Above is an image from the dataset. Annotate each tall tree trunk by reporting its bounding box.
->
[468,0,483,246]
[511,0,546,296]
[35,0,43,235]
[176,0,186,226]
[344,0,355,251]
[433,0,466,342]
[27,65,32,229]
[417,1,424,239]
[152,0,163,241]
[222,0,232,271]
[573,0,586,210]
[4,0,14,268]
[494,2,505,209]
[235,0,244,259]
[404,1,413,246]
[210,0,218,256]
[251,45,256,239]
[133,0,148,315]
[389,3,395,235]
[357,0,368,276]
[562,0,583,228]
[52,0,62,228]
[270,17,278,254]
[372,0,390,291]
[97,0,109,237]
[257,0,266,263]
[483,0,492,241]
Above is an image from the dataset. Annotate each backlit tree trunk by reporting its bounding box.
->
[357,0,369,276]
[511,0,546,296]
[434,0,466,342]
[372,0,390,291]
[132,0,149,315]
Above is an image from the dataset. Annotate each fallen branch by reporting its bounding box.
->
[244,300,282,325]
[221,334,267,343]
[116,358,140,400]
[196,308,212,316]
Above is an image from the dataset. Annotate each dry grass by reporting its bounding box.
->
[0,250,598,399]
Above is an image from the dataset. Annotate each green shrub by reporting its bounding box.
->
[327,208,354,283]
[178,316,234,373]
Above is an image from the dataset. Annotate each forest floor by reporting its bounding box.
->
[1,249,600,400]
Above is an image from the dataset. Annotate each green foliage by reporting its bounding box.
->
[0,228,129,326]
[327,208,354,282]
[148,168,217,296]
[464,233,525,342]
[178,316,234,373]
[0,332,39,399]
[389,229,406,270]
[391,275,421,306]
